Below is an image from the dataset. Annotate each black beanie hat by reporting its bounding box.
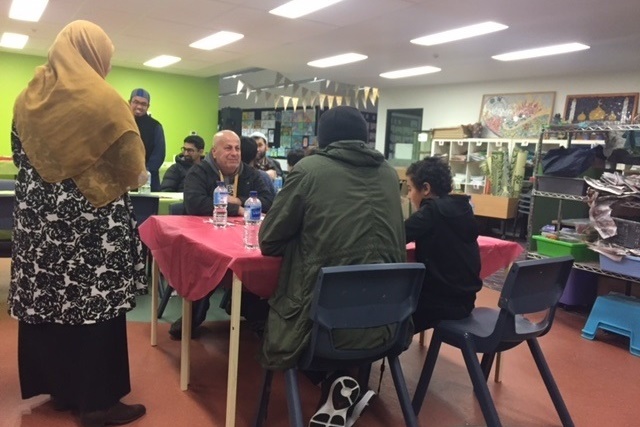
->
[317,106,368,148]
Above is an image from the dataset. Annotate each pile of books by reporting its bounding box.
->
[432,126,469,139]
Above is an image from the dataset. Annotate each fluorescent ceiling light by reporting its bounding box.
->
[380,66,441,79]
[270,0,344,19]
[190,31,244,50]
[308,53,367,68]
[143,55,181,68]
[411,21,508,46]
[0,32,29,49]
[492,42,590,61]
[9,0,49,22]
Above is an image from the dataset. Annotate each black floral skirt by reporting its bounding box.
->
[18,314,131,412]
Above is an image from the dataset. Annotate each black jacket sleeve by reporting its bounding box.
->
[183,165,213,216]
[160,164,181,192]
[405,203,435,243]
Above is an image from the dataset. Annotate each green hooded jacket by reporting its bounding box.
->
[258,140,407,370]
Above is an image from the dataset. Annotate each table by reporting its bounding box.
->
[139,215,524,427]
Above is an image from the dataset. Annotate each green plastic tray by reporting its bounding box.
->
[532,235,598,262]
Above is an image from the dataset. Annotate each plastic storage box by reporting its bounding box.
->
[603,217,640,249]
[537,176,588,196]
[599,254,640,279]
[532,235,598,261]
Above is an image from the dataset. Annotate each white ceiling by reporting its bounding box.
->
[2,0,640,96]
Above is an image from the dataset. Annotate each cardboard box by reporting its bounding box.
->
[470,194,518,219]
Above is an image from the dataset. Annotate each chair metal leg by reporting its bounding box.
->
[284,369,305,427]
[388,357,419,427]
[459,342,502,427]
[357,363,372,390]
[527,339,574,427]
[252,370,273,427]
[412,333,442,415]
[480,352,496,381]
[157,282,173,319]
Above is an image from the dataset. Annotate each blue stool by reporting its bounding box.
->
[581,293,640,356]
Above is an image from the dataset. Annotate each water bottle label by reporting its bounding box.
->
[249,205,261,221]
[214,191,227,205]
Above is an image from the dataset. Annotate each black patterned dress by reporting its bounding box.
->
[8,126,148,411]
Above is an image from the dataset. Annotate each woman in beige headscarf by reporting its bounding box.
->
[9,20,147,427]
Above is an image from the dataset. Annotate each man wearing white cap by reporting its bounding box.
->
[250,131,283,180]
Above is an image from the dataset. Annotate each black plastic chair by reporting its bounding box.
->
[253,262,426,427]
[157,201,185,318]
[129,194,160,226]
[412,256,575,427]
[0,194,14,257]
[511,191,532,239]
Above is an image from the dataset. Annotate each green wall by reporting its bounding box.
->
[0,51,219,160]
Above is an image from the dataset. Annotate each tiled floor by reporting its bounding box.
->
[1,258,640,426]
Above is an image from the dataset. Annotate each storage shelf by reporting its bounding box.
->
[545,124,640,132]
[527,252,640,283]
[531,190,588,201]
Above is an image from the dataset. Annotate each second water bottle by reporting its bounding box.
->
[243,191,261,249]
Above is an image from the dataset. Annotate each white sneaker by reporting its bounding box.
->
[346,390,376,427]
[309,376,360,427]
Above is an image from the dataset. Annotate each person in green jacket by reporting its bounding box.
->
[259,106,406,427]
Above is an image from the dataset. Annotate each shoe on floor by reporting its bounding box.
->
[309,376,360,427]
[168,318,201,340]
[80,402,146,427]
[346,390,376,427]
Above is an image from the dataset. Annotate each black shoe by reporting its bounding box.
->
[168,318,201,340]
[309,376,360,427]
[80,402,146,427]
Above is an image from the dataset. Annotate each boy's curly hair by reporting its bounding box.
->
[406,157,452,196]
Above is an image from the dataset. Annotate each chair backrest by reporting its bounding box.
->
[0,179,15,191]
[299,263,425,368]
[496,256,574,340]
[169,201,185,215]
[0,194,14,230]
[129,194,159,226]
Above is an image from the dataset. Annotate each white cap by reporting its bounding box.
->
[250,131,268,142]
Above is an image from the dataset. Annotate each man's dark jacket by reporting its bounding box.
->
[160,154,201,192]
[183,152,274,216]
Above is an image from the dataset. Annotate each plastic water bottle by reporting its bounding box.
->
[213,181,228,228]
[140,170,151,194]
[273,176,283,193]
[243,191,262,249]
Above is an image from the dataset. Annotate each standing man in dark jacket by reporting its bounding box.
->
[259,106,406,426]
[404,157,482,332]
[169,130,274,339]
[130,88,165,191]
[160,134,205,192]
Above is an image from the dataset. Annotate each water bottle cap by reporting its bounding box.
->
[217,181,225,186]
[249,191,258,197]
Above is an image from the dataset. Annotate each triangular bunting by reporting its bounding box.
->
[275,72,284,87]
[344,96,351,106]
[245,86,252,99]
[301,87,309,98]
[292,83,300,95]
[325,79,331,88]
[291,97,299,111]
[302,99,307,112]
[318,94,326,108]
[362,86,371,104]
[282,96,291,110]
[236,80,244,95]
[334,81,340,92]
[336,96,343,106]
[265,92,272,102]
[327,95,335,109]
[370,88,379,106]
[274,95,281,109]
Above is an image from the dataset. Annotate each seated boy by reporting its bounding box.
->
[404,157,483,332]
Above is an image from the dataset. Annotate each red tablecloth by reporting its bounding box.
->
[139,216,523,301]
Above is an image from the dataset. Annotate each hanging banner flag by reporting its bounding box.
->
[245,86,252,99]
[284,78,293,88]
[302,99,307,112]
[308,93,318,108]
[265,92,272,103]
[370,88,379,106]
[325,79,331,88]
[282,96,291,110]
[255,89,262,103]
[334,81,340,92]
[274,95,281,109]
[236,80,245,95]
[327,95,335,109]
[362,86,371,104]
[336,96,343,106]
[275,72,284,87]
[354,94,360,110]
[318,94,327,108]
[292,97,299,111]
[292,83,300,95]
[344,96,351,106]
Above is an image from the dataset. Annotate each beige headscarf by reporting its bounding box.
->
[13,20,146,208]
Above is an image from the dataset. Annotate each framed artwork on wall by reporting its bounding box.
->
[479,92,555,138]
[564,93,639,123]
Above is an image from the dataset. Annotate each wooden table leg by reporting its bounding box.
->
[225,274,243,427]
[180,299,192,391]
[151,259,159,347]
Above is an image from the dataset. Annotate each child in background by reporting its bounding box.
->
[404,157,483,332]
